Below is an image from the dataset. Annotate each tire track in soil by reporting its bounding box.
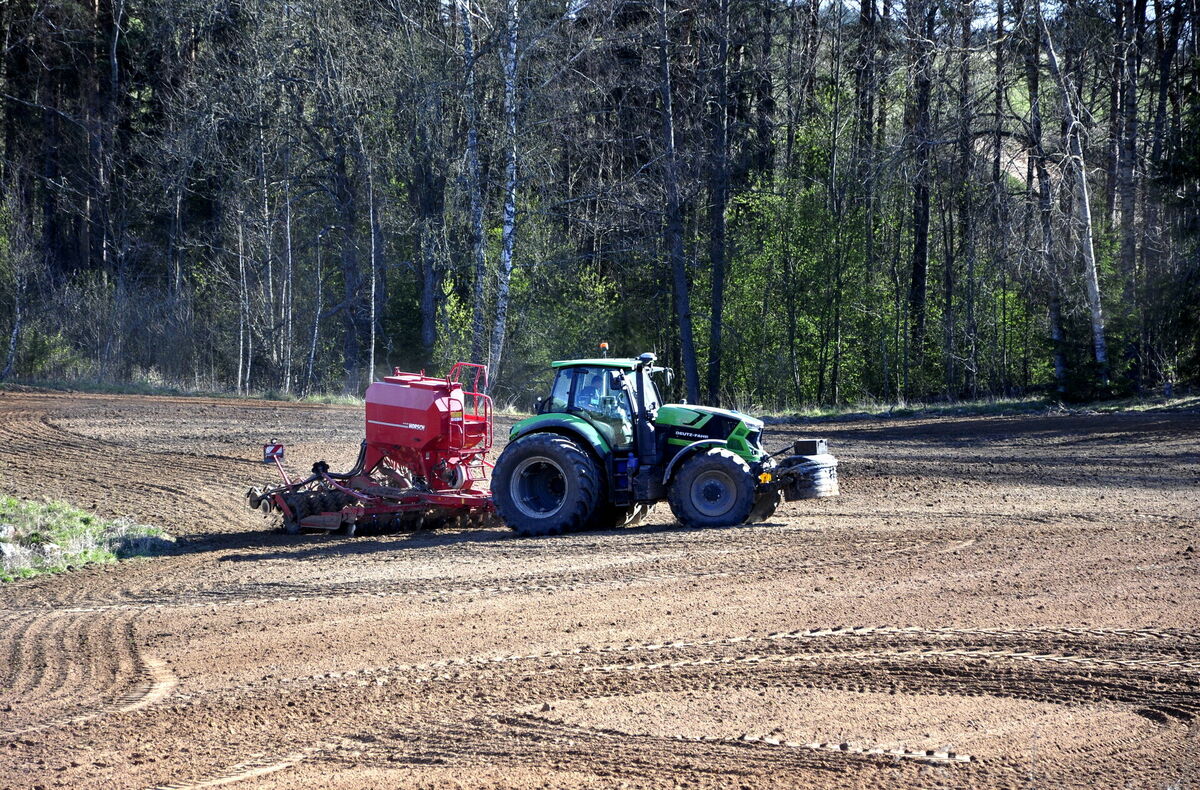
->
[242,624,1200,689]
[1,537,956,618]
[0,615,39,696]
[512,714,975,763]
[154,626,1196,788]
[0,610,178,740]
[148,750,314,790]
[0,402,250,537]
[481,633,1197,781]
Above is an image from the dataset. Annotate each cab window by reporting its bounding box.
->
[639,369,662,412]
[546,369,572,411]
[569,367,633,450]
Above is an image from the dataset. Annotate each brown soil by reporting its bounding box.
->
[1,389,1198,789]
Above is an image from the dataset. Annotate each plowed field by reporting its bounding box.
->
[1,390,1198,789]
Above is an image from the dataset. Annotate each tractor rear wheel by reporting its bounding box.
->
[667,448,757,528]
[492,434,602,536]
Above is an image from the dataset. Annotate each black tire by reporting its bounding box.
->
[492,433,602,536]
[667,448,757,528]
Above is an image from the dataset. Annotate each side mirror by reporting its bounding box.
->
[535,396,544,413]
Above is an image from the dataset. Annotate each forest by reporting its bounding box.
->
[0,0,1197,408]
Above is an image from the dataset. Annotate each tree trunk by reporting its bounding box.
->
[1149,0,1183,169]
[489,0,520,388]
[1039,4,1110,385]
[984,0,1006,396]
[658,0,700,404]
[306,234,326,396]
[1118,0,1147,306]
[237,220,247,394]
[782,0,799,172]
[333,142,361,387]
[951,0,975,396]
[753,0,775,176]
[1048,291,1067,395]
[283,167,295,394]
[1,288,19,381]
[1026,5,1068,395]
[458,0,488,366]
[906,0,936,384]
[1106,0,1124,224]
[412,108,445,364]
[366,154,379,384]
[707,0,730,406]
[855,0,878,384]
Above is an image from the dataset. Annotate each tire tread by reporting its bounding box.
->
[666,448,756,528]
[492,434,601,536]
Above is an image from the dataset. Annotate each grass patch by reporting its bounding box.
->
[290,392,363,406]
[4,377,1194,422]
[759,392,1200,423]
[0,496,174,582]
[0,377,364,406]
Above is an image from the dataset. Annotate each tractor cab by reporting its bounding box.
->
[538,356,670,459]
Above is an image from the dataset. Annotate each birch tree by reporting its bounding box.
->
[488,0,520,386]
[1037,0,1110,384]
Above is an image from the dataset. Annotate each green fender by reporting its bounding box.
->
[508,413,612,459]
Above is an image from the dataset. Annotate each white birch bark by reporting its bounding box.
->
[488,0,519,388]
[237,219,247,394]
[1037,2,1110,383]
[283,173,294,394]
[367,159,378,384]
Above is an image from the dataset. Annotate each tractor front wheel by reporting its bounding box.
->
[492,434,602,537]
[667,448,757,528]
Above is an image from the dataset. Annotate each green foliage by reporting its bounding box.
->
[499,261,627,404]
[0,0,1194,407]
[14,330,88,380]
[0,496,173,582]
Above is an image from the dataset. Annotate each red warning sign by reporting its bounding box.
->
[262,443,285,463]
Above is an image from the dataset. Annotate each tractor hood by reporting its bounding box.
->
[655,404,764,431]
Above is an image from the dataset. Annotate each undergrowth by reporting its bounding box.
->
[3,378,1195,422]
[0,377,364,406]
[756,393,1200,422]
[0,496,174,582]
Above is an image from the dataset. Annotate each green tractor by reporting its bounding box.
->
[491,353,838,536]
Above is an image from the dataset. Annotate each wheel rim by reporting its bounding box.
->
[511,456,568,519]
[690,469,738,518]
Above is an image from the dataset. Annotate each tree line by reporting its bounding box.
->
[1,0,1197,407]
